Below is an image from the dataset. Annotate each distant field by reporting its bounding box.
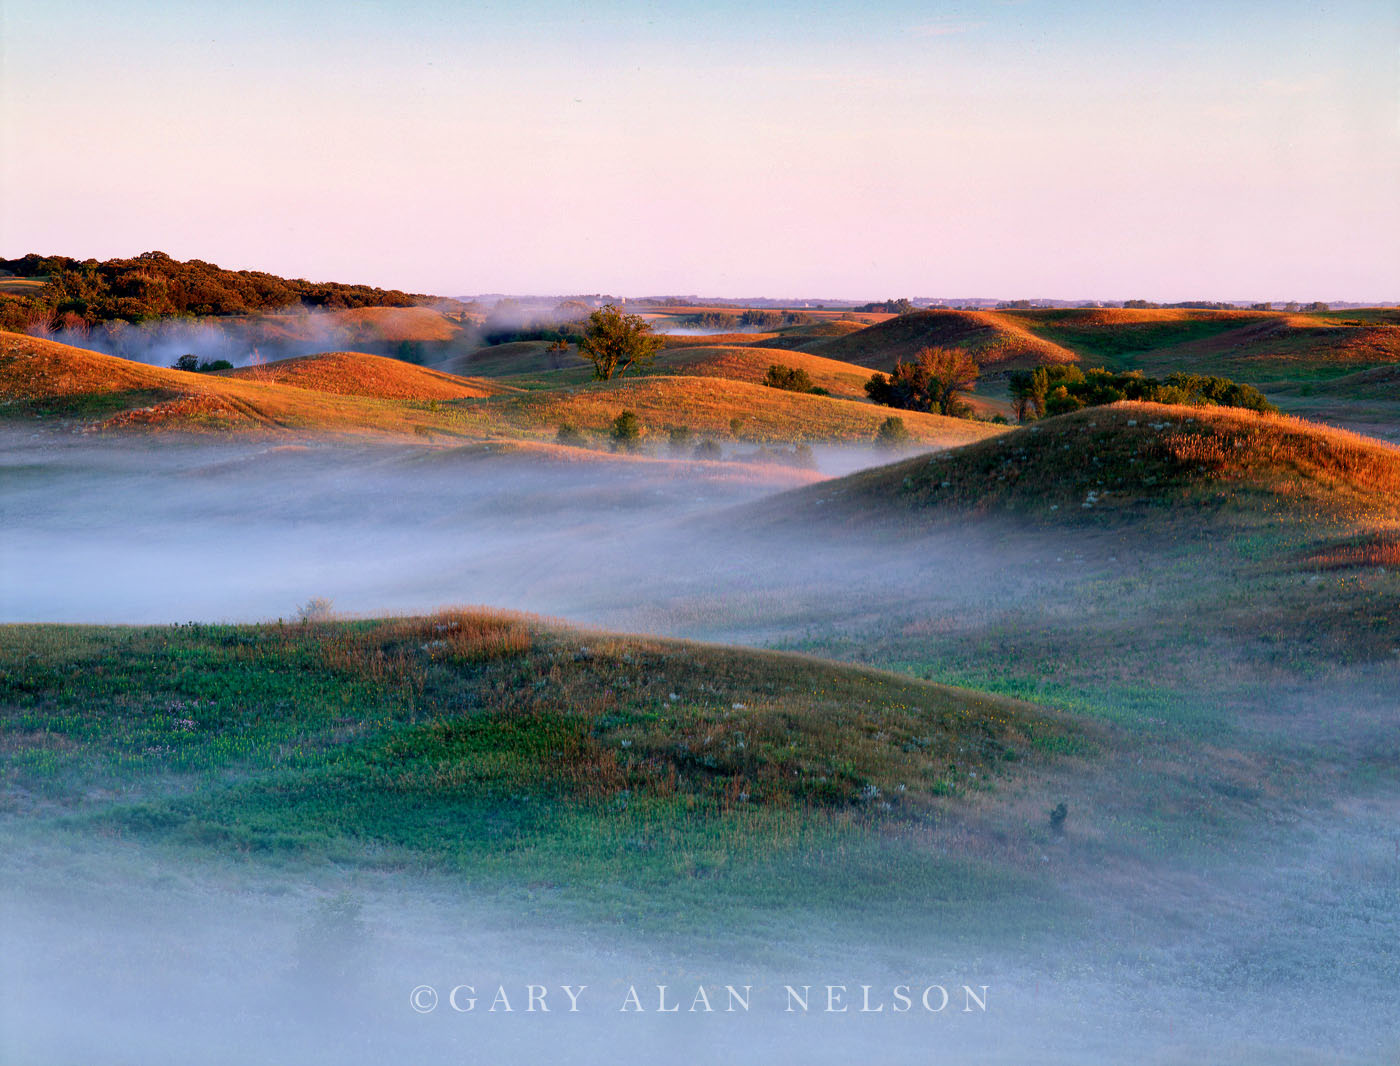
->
[0,276,47,295]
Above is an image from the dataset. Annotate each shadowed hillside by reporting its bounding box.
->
[1008,307,1400,383]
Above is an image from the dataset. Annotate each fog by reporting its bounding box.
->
[31,308,459,370]
[2,431,1398,1064]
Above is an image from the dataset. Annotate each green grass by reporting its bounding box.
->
[0,614,1071,935]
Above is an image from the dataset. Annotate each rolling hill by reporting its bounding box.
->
[220,350,502,400]
[0,332,499,438]
[777,401,1400,526]
[1005,307,1400,382]
[805,310,1079,371]
[0,331,1004,449]
[484,374,1006,447]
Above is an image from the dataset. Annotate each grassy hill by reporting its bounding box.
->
[220,350,501,400]
[0,331,499,438]
[778,401,1400,527]
[650,345,875,399]
[485,374,1005,447]
[0,613,1069,921]
[806,310,1078,372]
[1006,307,1400,384]
[0,331,1003,448]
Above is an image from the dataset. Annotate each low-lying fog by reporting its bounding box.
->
[0,432,1044,630]
[3,431,1398,1064]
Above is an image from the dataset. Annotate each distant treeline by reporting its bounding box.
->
[680,310,814,330]
[854,298,918,314]
[0,251,444,333]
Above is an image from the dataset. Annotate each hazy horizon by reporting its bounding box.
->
[3,0,1397,301]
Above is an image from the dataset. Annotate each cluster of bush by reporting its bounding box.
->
[0,251,438,332]
[555,411,821,467]
[864,347,979,417]
[854,299,918,314]
[171,354,234,373]
[1006,366,1277,421]
[762,363,829,396]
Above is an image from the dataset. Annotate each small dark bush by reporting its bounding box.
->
[874,416,911,449]
[763,363,821,394]
[667,426,693,455]
[610,410,643,451]
[555,422,586,447]
[693,437,723,460]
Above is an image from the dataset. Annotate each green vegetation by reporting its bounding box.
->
[761,362,828,395]
[1007,367,1277,421]
[865,346,979,417]
[579,304,663,381]
[0,251,439,331]
[874,415,911,449]
[172,354,234,373]
[609,408,643,450]
[0,615,1066,927]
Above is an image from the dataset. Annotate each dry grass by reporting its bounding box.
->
[808,309,1078,371]
[220,350,502,400]
[325,306,462,343]
[651,344,877,399]
[780,401,1400,526]
[1305,537,1400,571]
[489,374,1006,445]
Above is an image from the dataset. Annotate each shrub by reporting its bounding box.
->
[762,363,820,394]
[610,410,643,451]
[555,422,586,447]
[874,416,911,449]
[667,426,693,455]
[693,437,723,460]
[171,354,233,373]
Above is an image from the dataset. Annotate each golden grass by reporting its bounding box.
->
[1306,537,1400,570]
[809,310,1078,371]
[220,350,502,400]
[0,331,492,439]
[786,401,1400,526]
[325,305,461,343]
[490,374,1006,446]
[0,332,187,398]
[652,344,877,399]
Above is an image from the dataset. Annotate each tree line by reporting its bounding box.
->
[0,250,441,333]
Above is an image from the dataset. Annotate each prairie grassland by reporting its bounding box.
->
[0,612,1072,932]
[218,350,503,400]
[3,331,997,448]
[487,374,1004,446]
[646,345,879,399]
[805,309,1078,371]
[797,401,1400,527]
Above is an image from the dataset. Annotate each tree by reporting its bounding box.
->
[579,303,662,381]
[865,346,978,416]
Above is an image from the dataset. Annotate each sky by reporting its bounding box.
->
[2,0,1397,301]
